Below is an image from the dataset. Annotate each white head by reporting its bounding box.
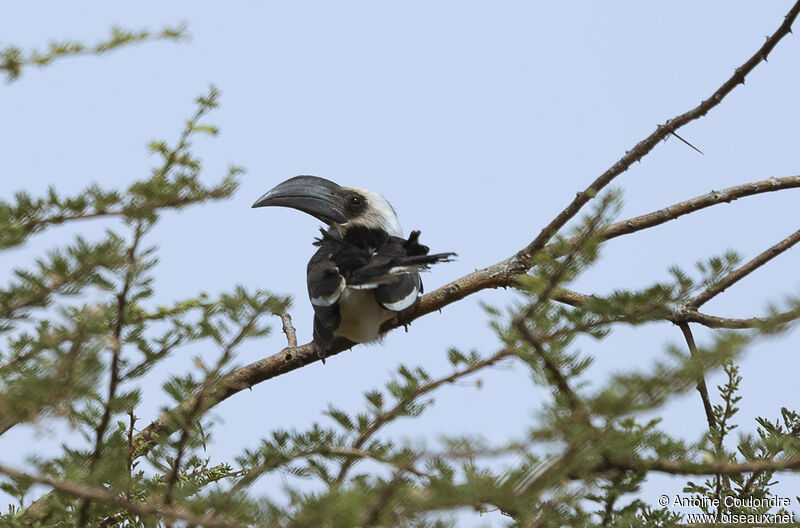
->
[343,188,403,237]
[253,176,404,237]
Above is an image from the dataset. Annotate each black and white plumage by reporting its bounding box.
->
[252,176,454,360]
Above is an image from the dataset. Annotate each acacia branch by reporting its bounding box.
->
[1,25,186,82]
[8,190,230,234]
[0,463,246,528]
[553,288,800,330]
[684,308,800,329]
[607,454,800,476]
[127,4,800,465]
[361,470,406,527]
[688,227,800,310]
[277,311,297,347]
[678,323,717,433]
[584,175,800,252]
[678,321,725,521]
[514,320,583,413]
[513,0,800,266]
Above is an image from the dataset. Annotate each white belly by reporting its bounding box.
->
[334,287,394,344]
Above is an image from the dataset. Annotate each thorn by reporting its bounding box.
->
[671,132,704,155]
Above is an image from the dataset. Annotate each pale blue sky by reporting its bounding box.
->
[1,2,799,523]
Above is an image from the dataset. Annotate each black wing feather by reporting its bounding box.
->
[307,227,455,353]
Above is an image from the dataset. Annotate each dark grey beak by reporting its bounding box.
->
[252,175,348,224]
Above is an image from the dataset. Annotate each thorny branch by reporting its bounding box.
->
[562,175,800,257]
[130,2,800,462]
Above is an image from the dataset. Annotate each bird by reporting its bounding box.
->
[252,175,455,361]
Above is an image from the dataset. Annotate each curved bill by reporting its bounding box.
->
[252,175,348,224]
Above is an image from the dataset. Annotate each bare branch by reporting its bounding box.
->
[684,308,800,329]
[688,227,800,310]
[593,176,800,249]
[678,323,717,432]
[277,311,297,348]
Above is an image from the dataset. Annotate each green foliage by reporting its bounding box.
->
[0,82,290,526]
[0,86,240,251]
[1,24,187,82]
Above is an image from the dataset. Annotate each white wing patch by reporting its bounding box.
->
[310,275,346,307]
[380,285,419,311]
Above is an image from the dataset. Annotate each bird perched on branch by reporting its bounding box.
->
[253,176,455,361]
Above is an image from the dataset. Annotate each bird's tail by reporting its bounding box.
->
[348,251,456,287]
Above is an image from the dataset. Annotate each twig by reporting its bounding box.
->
[230,446,427,497]
[684,308,800,329]
[583,176,800,253]
[161,308,264,504]
[0,259,107,322]
[678,322,724,521]
[513,320,583,413]
[740,423,800,496]
[127,409,137,474]
[688,227,800,310]
[0,463,246,528]
[277,311,297,347]
[553,289,800,330]
[678,323,716,432]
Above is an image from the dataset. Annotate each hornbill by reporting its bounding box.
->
[253,176,455,361]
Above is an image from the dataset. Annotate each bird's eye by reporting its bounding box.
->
[345,192,366,215]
